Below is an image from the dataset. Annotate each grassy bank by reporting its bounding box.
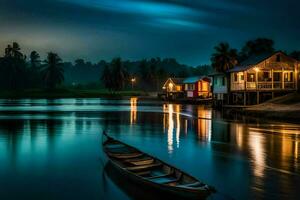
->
[239,93,300,123]
[0,88,149,99]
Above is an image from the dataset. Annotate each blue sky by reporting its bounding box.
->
[0,0,299,66]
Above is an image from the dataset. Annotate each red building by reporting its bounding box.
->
[183,76,211,98]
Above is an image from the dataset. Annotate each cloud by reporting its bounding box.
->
[59,0,207,29]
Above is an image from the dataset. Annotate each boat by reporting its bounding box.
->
[102,131,215,199]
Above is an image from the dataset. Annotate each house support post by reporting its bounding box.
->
[244,92,246,106]
[256,91,260,104]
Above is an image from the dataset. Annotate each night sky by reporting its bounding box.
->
[0,0,299,66]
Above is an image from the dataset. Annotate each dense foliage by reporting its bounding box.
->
[0,38,299,92]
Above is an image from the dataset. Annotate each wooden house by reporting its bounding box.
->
[183,76,211,98]
[212,51,299,105]
[162,78,184,99]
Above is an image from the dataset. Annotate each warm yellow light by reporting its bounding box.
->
[168,82,173,89]
[131,78,136,82]
[254,67,260,72]
[162,86,166,89]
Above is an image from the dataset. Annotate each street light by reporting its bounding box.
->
[131,77,136,90]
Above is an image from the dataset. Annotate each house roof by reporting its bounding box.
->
[169,78,184,85]
[183,76,211,84]
[228,51,291,72]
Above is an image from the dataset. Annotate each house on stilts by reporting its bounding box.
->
[212,51,299,106]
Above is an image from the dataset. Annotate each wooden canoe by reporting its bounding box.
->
[102,131,215,199]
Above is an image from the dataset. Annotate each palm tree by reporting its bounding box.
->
[30,51,41,68]
[211,42,238,73]
[2,42,27,89]
[11,42,24,59]
[41,52,64,90]
[239,38,275,62]
[29,51,41,88]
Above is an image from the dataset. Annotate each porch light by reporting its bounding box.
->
[254,67,260,72]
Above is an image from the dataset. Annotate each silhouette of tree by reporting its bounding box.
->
[137,59,149,89]
[75,59,85,66]
[101,64,113,92]
[30,51,41,68]
[211,42,238,73]
[239,38,275,62]
[41,52,64,89]
[28,51,42,88]
[110,57,128,91]
[149,58,158,90]
[289,51,300,60]
[1,42,27,89]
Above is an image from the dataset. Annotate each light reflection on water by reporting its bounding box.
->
[0,98,299,200]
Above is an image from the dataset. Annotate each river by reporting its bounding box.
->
[0,98,299,199]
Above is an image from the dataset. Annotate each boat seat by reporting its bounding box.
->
[124,156,152,163]
[125,157,154,166]
[126,162,162,172]
[135,170,151,176]
[108,152,143,159]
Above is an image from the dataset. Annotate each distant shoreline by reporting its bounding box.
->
[0,89,149,99]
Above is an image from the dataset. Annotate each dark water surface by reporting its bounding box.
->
[0,98,299,200]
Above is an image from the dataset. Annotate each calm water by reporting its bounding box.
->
[0,98,299,200]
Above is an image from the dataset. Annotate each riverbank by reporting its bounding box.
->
[0,89,149,99]
[232,93,300,123]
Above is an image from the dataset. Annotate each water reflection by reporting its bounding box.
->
[163,104,175,153]
[196,106,212,141]
[249,131,266,177]
[0,99,299,200]
[130,97,137,125]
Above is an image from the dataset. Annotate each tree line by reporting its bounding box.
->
[0,42,64,90]
[0,42,209,92]
[1,38,299,92]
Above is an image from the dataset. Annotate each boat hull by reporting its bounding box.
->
[106,155,210,199]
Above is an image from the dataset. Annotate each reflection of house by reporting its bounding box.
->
[183,76,211,98]
[162,78,184,99]
[212,51,300,105]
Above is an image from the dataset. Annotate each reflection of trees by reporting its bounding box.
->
[0,119,25,167]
